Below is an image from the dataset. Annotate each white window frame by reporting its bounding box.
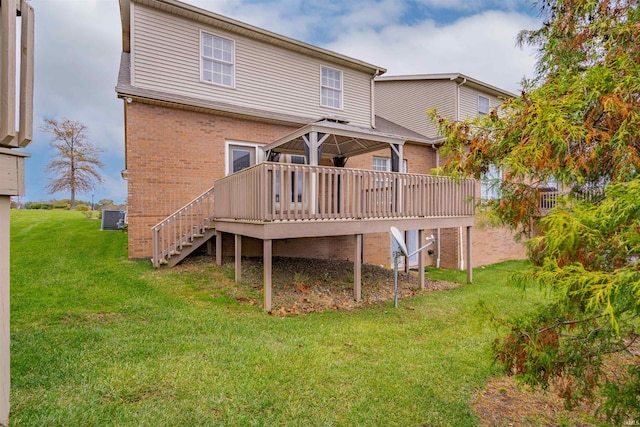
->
[372,156,407,173]
[320,65,343,110]
[480,164,502,200]
[200,31,235,88]
[224,141,262,175]
[478,95,490,117]
[372,156,390,172]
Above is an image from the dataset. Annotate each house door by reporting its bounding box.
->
[275,154,306,211]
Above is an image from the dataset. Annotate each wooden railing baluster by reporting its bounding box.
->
[213,162,474,223]
[151,186,216,268]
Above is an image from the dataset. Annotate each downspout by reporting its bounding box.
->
[455,77,467,271]
[371,69,383,128]
[454,76,467,122]
[432,145,441,268]
[459,226,464,270]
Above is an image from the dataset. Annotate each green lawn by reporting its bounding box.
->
[10,210,548,426]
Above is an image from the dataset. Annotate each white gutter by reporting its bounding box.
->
[432,145,441,268]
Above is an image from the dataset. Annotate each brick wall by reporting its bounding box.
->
[125,102,298,258]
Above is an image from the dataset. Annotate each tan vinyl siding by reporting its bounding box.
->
[458,85,502,120]
[131,3,372,126]
[375,80,455,138]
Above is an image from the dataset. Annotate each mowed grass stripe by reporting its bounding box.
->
[10,210,547,426]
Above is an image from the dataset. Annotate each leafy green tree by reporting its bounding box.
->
[97,199,115,210]
[433,0,639,421]
[41,118,104,209]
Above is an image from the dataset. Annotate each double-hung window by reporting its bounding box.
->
[373,156,407,188]
[478,95,490,117]
[372,156,407,173]
[372,157,390,189]
[372,156,389,172]
[321,66,343,109]
[201,32,234,87]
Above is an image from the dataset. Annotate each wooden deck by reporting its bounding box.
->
[152,162,476,311]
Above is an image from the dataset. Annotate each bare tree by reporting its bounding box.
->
[41,118,104,209]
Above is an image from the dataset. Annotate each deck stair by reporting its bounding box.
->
[151,186,216,268]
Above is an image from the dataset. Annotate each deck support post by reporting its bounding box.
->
[263,239,272,312]
[0,196,10,425]
[215,231,222,266]
[354,234,362,301]
[234,234,241,283]
[466,226,472,283]
[308,132,318,214]
[390,143,404,215]
[418,229,425,290]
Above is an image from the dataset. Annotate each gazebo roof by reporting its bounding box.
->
[263,118,435,159]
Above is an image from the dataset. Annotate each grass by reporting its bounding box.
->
[10,210,549,426]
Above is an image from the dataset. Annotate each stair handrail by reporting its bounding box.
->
[151,185,215,268]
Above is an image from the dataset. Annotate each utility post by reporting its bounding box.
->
[0,0,35,425]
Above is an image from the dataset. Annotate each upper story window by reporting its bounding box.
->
[321,66,343,109]
[481,164,502,200]
[478,95,490,117]
[201,32,235,88]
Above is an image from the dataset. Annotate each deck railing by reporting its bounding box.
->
[151,187,215,267]
[538,189,559,212]
[538,187,604,215]
[214,162,475,222]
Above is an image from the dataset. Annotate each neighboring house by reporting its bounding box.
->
[375,74,529,267]
[116,0,480,310]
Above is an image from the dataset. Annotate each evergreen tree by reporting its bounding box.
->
[433,0,639,421]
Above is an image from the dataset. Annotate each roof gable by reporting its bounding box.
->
[120,0,386,76]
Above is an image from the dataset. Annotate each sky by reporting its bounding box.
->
[21,0,541,204]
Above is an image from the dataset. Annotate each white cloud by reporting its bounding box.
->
[324,10,540,93]
[26,0,126,202]
[97,171,128,203]
[31,0,123,156]
[415,0,528,12]
[336,0,407,30]
[185,0,325,39]
[186,0,410,40]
